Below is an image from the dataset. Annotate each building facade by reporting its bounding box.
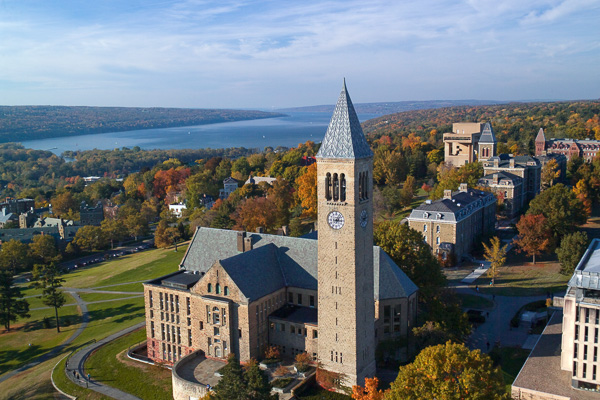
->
[477,172,524,217]
[79,201,104,226]
[407,184,496,262]
[536,128,600,162]
[483,154,541,204]
[443,123,484,167]
[143,83,419,393]
[219,177,238,199]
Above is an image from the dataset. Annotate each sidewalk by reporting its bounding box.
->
[66,321,146,400]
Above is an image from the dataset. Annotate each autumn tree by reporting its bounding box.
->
[374,221,446,299]
[387,342,509,400]
[29,234,61,264]
[154,220,182,250]
[527,183,587,239]
[0,239,30,274]
[430,162,483,200]
[483,236,508,284]
[51,191,79,218]
[352,377,387,400]
[101,218,127,249]
[296,163,317,219]
[233,196,279,233]
[513,214,553,264]
[31,263,66,333]
[541,159,560,188]
[573,179,593,216]
[557,231,589,275]
[0,270,30,331]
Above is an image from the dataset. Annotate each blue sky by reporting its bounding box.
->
[0,0,599,108]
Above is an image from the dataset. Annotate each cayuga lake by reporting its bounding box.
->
[20,112,382,155]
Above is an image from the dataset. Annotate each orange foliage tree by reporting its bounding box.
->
[513,214,553,264]
[296,163,317,219]
[233,197,279,233]
[352,377,387,400]
[152,167,191,200]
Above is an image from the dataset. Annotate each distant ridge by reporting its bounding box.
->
[278,100,508,115]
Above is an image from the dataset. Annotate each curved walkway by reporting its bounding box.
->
[66,322,145,400]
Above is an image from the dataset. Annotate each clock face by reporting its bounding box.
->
[328,211,345,230]
[360,209,368,228]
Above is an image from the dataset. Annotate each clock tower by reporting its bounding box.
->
[316,80,376,386]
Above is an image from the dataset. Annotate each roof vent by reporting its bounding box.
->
[452,199,456,203]
[425,199,432,205]
[457,203,461,207]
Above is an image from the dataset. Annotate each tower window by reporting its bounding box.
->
[340,174,346,202]
[207,283,212,293]
[359,172,364,201]
[325,173,332,200]
[364,171,369,199]
[333,173,339,201]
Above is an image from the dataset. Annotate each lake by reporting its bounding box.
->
[20,112,382,155]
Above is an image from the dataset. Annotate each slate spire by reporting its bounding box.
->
[479,122,496,144]
[316,80,373,159]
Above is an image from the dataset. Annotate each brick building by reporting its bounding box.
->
[535,127,600,162]
[143,83,418,392]
[407,184,496,262]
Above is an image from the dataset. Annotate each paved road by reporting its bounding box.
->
[66,322,145,400]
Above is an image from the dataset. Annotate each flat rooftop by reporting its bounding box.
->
[512,310,599,400]
[568,238,600,290]
[269,305,318,326]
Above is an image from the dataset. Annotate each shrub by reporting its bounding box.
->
[295,352,312,372]
[271,377,294,388]
[274,365,289,377]
[264,345,280,361]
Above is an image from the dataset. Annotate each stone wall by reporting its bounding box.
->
[172,351,209,400]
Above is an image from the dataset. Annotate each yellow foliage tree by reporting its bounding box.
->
[296,163,317,219]
[352,377,387,400]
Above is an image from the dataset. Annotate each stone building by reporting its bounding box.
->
[483,154,541,204]
[79,201,104,226]
[477,172,524,217]
[143,82,418,395]
[218,177,238,199]
[0,198,35,215]
[536,127,600,162]
[443,122,484,167]
[407,184,496,262]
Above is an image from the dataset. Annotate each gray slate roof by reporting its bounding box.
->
[408,188,495,222]
[316,80,373,160]
[178,227,416,302]
[478,122,496,144]
[479,171,522,185]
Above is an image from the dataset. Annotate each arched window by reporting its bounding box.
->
[216,284,221,294]
[340,174,346,202]
[333,173,339,201]
[325,173,332,200]
[359,172,364,200]
[364,171,369,199]
[213,307,220,324]
[207,283,212,293]
[215,346,222,358]
[224,286,229,296]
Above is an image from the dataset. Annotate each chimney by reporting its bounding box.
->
[444,190,452,200]
[509,158,515,168]
[237,231,246,252]
[493,174,499,184]
[256,227,264,234]
[244,237,252,252]
[494,158,499,167]
[281,225,288,236]
[459,183,468,192]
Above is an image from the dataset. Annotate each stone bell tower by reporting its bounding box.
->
[316,80,376,386]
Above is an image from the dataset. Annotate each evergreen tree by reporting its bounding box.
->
[0,270,30,331]
[31,263,66,333]
[213,354,247,400]
[244,359,275,400]
[557,231,589,275]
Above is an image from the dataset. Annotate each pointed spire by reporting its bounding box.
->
[535,128,546,142]
[316,80,373,159]
[478,122,496,144]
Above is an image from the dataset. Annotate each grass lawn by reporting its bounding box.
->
[473,249,568,296]
[0,305,80,375]
[297,385,352,400]
[0,354,70,400]
[100,282,144,292]
[85,328,172,400]
[79,292,143,303]
[456,293,494,310]
[52,355,109,400]
[62,245,186,289]
[489,346,530,394]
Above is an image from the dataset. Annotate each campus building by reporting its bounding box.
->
[483,154,541,205]
[407,184,496,262]
[536,127,600,162]
[143,82,418,395]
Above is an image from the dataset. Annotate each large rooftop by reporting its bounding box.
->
[568,238,600,290]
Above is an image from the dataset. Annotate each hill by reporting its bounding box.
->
[0,106,284,143]
[362,100,600,152]
[278,99,507,114]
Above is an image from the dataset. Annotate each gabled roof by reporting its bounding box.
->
[316,80,373,160]
[179,227,416,302]
[478,122,496,144]
[535,128,546,143]
[223,177,237,184]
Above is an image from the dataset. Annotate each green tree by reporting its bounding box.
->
[0,270,30,331]
[541,159,560,188]
[29,234,61,264]
[74,225,108,251]
[101,218,127,249]
[557,231,589,275]
[387,342,508,400]
[31,263,66,333]
[213,354,247,400]
[0,239,30,274]
[527,183,587,239]
[483,236,508,285]
[374,221,446,300]
[513,214,553,264]
[125,213,148,241]
[244,359,276,400]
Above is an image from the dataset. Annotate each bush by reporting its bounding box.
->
[264,345,280,360]
[295,352,312,372]
[274,365,289,377]
[271,377,294,389]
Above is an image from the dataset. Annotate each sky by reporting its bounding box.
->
[0,0,599,108]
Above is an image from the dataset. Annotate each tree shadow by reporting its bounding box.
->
[87,303,145,326]
[0,345,42,375]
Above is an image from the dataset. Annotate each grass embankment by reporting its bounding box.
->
[85,328,172,400]
[456,293,494,310]
[0,245,185,397]
[489,347,531,394]
[79,292,143,303]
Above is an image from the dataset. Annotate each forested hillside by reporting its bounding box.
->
[363,101,600,153]
[0,106,283,143]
